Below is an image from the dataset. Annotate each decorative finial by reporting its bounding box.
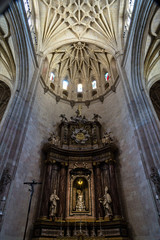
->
[59,114,68,122]
[92,114,101,122]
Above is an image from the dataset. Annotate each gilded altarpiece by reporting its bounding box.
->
[32,111,130,240]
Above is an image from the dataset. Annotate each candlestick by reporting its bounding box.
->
[99,217,102,236]
[85,214,89,236]
[92,220,96,237]
[60,215,63,236]
[74,220,77,236]
[80,219,82,234]
[66,221,70,237]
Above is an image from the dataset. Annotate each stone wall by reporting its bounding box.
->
[0,79,160,240]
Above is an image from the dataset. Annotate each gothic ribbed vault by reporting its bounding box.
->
[29,0,125,103]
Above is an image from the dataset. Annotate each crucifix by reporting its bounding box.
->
[23,180,42,240]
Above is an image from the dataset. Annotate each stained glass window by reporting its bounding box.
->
[92,80,97,89]
[63,80,69,90]
[105,73,109,81]
[77,83,83,92]
[50,72,55,82]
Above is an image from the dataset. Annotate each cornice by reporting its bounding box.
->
[43,143,118,164]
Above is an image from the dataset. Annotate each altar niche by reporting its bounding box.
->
[70,168,92,216]
[73,177,88,212]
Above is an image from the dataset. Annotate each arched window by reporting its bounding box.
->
[50,72,55,82]
[0,81,11,122]
[77,83,83,92]
[92,80,97,89]
[105,72,109,81]
[150,81,160,121]
[63,79,69,90]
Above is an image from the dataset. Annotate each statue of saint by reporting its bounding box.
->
[102,131,113,145]
[92,113,101,122]
[48,133,60,146]
[59,114,68,122]
[49,190,59,220]
[76,189,85,211]
[99,186,113,218]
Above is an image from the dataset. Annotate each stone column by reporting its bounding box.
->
[108,161,121,216]
[101,162,110,193]
[94,163,104,218]
[50,162,60,194]
[58,163,67,219]
[40,162,59,218]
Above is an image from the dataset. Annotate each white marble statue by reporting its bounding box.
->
[76,190,85,211]
[49,190,59,219]
[99,186,113,218]
[102,131,113,145]
[48,133,60,146]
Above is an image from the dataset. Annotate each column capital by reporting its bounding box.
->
[45,159,58,165]
[105,159,116,165]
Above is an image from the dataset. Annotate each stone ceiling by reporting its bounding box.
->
[30,0,126,103]
[49,42,112,86]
